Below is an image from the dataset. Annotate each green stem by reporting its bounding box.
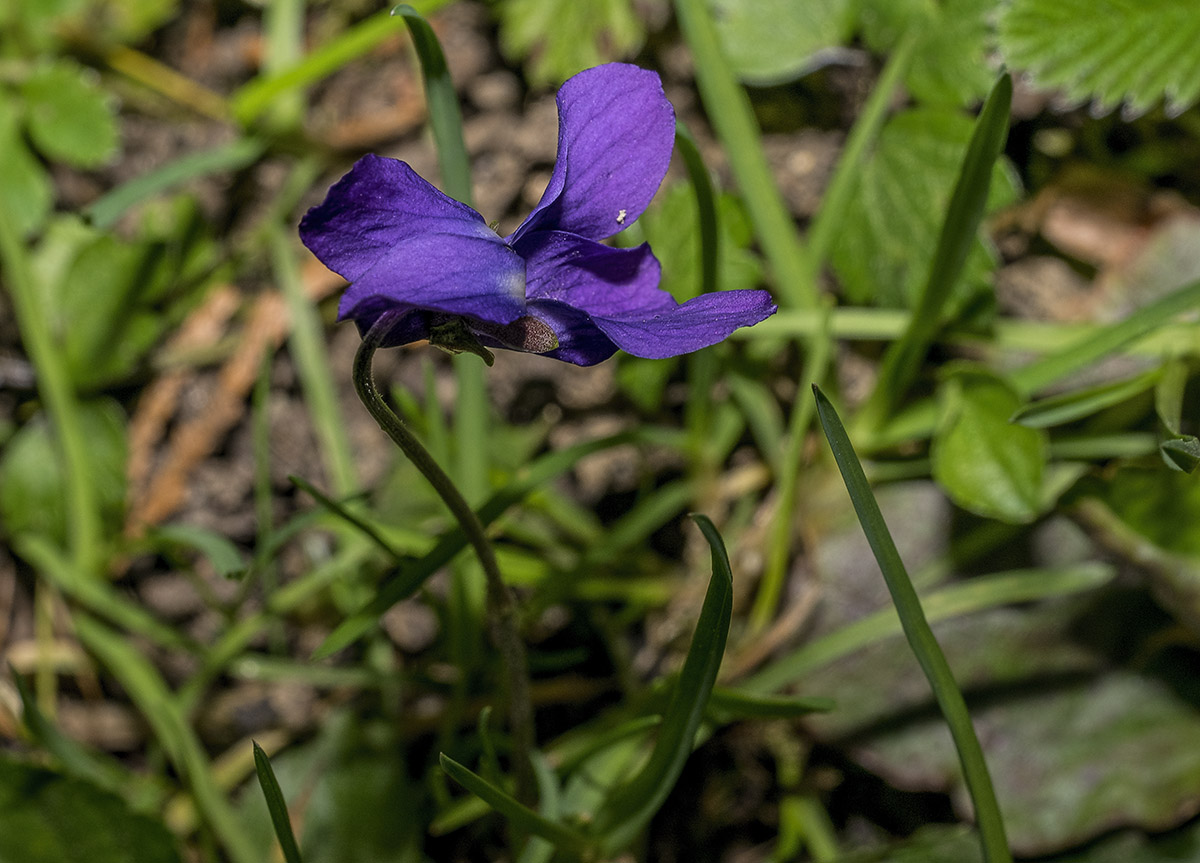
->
[353,311,535,805]
[0,196,100,573]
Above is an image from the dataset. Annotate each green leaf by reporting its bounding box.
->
[592,514,734,853]
[496,0,644,87]
[1102,467,1200,558]
[21,61,119,168]
[0,95,53,237]
[933,367,1047,523]
[998,0,1200,117]
[860,0,997,106]
[831,107,1018,309]
[252,743,303,863]
[0,399,126,548]
[150,523,248,578]
[709,0,856,85]
[0,754,180,863]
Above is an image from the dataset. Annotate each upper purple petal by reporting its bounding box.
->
[509,63,675,245]
[301,154,526,328]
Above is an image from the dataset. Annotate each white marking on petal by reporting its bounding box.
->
[616,209,627,225]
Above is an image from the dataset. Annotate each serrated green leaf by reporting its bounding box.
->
[0,399,126,547]
[860,0,996,106]
[932,366,1047,523]
[709,0,856,85]
[999,0,1200,117]
[496,0,644,87]
[21,61,119,168]
[831,108,1018,308]
[0,755,181,863]
[0,95,53,237]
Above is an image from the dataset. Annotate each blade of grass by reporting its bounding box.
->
[592,514,734,853]
[674,120,718,297]
[805,31,918,279]
[261,0,307,131]
[1011,365,1163,428]
[269,222,359,497]
[288,474,405,562]
[315,430,652,658]
[73,614,259,863]
[812,385,1011,863]
[85,139,266,229]
[0,188,100,574]
[253,741,304,863]
[439,754,592,855]
[860,73,1013,429]
[743,561,1114,693]
[230,0,453,125]
[672,0,813,308]
[394,3,471,205]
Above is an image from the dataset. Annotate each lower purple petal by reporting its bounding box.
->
[525,300,618,365]
[590,291,778,359]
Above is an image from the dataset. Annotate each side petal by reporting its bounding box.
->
[591,291,778,359]
[509,63,675,244]
[337,226,527,327]
[300,154,487,282]
[519,230,776,360]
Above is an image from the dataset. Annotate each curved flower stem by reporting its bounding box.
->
[353,311,535,805]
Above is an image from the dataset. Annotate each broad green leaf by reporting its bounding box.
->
[998,0,1200,117]
[831,108,1018,309]
[932,366,1047,524]
[0,755,180,863]
[860,0,996,106]
[497,0,643,87]
[839,825,982,863]
[799,589,1200,854]
[0,399,126,547]
[1102,467,1200,558]
[592,514,734,853]
[1161,436,1200,474]
[0,96,53,237]
[21,61,119,168]
[709,0,856,85]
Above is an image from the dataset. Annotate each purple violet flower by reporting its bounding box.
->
[300,62,777,366]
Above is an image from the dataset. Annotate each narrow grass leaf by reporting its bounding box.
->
[593,514,734,853]
[439,754,591,854]
[150,523,248,579]
[745,562,1114,693]
[288,475,405,563]
[863,73,1012,424]
[231,0,452,124]
[673,121,718,297]
[707,687,834,720]
[1011,365,1163,428]
[813,385,1012,863]
[394,4,472,205]
[73,614,259,863]
[315,431,649,657]
[673,0,813,308]
[1012,277,1200,396]
[253,742,303,863]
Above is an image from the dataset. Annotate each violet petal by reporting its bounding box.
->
[591,290,778,359]
[509,64,675,244]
